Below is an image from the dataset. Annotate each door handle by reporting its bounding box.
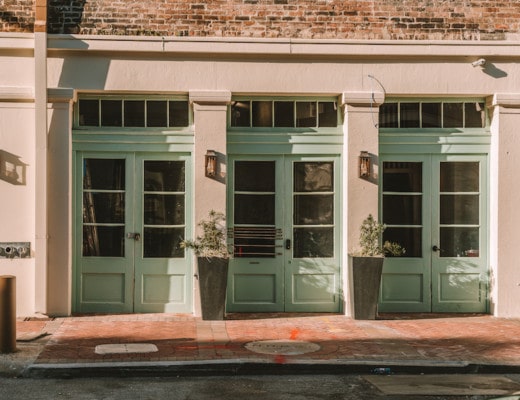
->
[127,232,141,241]
[432,245,441,252]
[285,239,291,250]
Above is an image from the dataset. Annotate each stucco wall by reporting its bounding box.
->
[0,101,36,316]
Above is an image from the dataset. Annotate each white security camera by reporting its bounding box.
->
[471,58,486,67]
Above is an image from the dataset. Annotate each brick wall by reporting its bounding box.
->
[0,0,35,32]
[1,0,515,40]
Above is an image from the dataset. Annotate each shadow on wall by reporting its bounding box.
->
[48,0,86,34]
[0,8,34,32]
[0,150,28,185]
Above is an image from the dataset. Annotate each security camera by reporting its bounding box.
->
[471,58,486,68]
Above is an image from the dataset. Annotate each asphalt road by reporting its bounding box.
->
[0,375,517,400]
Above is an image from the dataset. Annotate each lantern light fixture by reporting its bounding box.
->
[359,151,371,178]
[205,150,217,178]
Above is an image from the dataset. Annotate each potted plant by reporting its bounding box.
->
[350,214,405,320]
[181,210,230,320]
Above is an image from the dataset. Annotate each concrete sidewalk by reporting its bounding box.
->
[5,313,520,378]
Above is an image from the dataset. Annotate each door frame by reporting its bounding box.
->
[226,154,342,313]
[72,151,193,314]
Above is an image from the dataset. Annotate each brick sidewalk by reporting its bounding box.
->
[22,313,520,368]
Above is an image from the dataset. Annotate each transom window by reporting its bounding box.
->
[231,99,338,128]
[379,101,486,129]
[77,98,190,128]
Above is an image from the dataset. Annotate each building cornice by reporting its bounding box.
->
[46,35,520,58]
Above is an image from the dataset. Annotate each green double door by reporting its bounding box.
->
[379,154,488,313]
[74,152,192,313]
[226,155,341,313]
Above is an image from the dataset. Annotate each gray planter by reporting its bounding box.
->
[350,256,384,320]
[197,257,229,320]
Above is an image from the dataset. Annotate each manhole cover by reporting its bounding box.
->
[245,340,320,355]
[94,343,158,355]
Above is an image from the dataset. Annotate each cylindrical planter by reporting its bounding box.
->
[350,256,384,320]
[197,257,229,320]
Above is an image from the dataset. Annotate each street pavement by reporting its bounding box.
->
[4,313,520,379]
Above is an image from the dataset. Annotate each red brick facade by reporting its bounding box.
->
[0,0,35,32]
[2,0,520,40]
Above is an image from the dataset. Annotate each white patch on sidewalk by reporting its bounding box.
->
[94,343,158,355]
[364,374,520,396]
[245,340,320,355]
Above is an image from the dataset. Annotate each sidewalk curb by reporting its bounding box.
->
[22,359,520,379]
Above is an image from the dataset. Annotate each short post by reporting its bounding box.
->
[0,275,16,353]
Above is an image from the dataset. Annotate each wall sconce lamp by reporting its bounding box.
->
[359,151,371,178]
[205,150,217,178]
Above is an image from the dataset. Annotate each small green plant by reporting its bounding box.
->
[180,210,230,259]
[358,214,405,257]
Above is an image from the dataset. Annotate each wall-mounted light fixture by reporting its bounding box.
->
[359,151,371,178]
[205,150,217,178]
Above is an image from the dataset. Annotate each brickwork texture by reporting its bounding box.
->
[2,0,520,40]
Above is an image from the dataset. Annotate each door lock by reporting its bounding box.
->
[127,232,141,241]
[432,245,441,252]
[285,239,291,250]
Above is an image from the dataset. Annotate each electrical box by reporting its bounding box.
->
[0,242,30,258]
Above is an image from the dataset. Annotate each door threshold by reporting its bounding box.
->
[225,312,343,320]
[378,312,489,320]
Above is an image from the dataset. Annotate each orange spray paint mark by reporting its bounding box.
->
[274,354,286,364]
[289,329,300,340]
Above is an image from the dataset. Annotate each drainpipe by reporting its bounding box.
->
[34,0,48,314]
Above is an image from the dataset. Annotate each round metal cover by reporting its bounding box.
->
[245,340,320,355]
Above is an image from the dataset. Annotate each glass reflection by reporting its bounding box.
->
[440,162,479,192]
[144,194,184,225]
[83,226,124,257]
[294,194,333,225]
[440,227,479,257]
[144,227,184,258]
[294,162,333,192]
[84,159,125,190]
[294,227,333,258]
[440,195,479,225]
[235,161,275,192]
[234,194,275,225]
[144,161,185,192]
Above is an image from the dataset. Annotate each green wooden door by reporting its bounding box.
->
[74,152,192,313]
[226,155,341,313]
[379,155,488,313]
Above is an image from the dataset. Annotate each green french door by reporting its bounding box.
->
[379,154,488,313]
[74,152,192,313]
[226,155,341,313]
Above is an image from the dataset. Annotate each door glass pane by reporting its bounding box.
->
[294,227,333,258]
[382,161,422,258]
[379,103,398,128]
[234,194,275,225]
[143,161,185,259]
[169,101,189,127]
[293,161,334,259]
[383,195,421,225]
[384,227,422,258]
[440,162,479,192]
[144,194,184,225]
[83,159,125,190]
[440,195,479,224]
[83,193,124,223]
[233,161,276,258]
[83,226,124,257]
[383,162,422,192]
[294,194,333,225]
[144,161,185,192]
[440,227,479,257]
[274,101,294,127]
[294,162,333,192]
[79,99,99,126]
[235,161,275,191]
[82,158,126,258]
[144,227,184,258]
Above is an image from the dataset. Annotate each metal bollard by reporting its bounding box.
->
[0,275,16,353]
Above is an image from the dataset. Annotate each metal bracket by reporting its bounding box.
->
[0,242,31,258]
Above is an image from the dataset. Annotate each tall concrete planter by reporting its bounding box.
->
[350,256,384,320]
[197,257,229,320]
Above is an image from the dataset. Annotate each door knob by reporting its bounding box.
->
[127,232,141,241]
[432,245,441,252]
